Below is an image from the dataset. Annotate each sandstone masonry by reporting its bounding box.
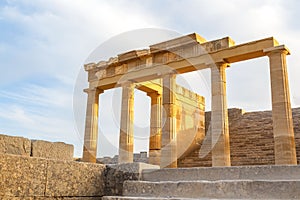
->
[0,134,74,160]
[178,107,300,167]
[0,134,31,156]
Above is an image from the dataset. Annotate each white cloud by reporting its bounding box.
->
[0,84,71,108]
[0,0,161,85]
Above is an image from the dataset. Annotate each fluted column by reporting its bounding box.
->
[210,62,231,166]
[264,45,297,165]
[82,87,103,163]
[147,92,162,166]
[118,82,135,163]
[161,74,177,168]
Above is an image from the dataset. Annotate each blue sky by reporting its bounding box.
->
[1,0,300,157]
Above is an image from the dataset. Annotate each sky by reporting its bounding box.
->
[0,0,299,157]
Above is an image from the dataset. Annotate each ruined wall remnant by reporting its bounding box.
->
[0,134,74,160]
[0,134,31,156]
[0,153,105,199]
[178,107,300,167]
[31,140,74,160]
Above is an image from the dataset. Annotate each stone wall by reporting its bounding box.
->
[0,134,74,160]
[0,135,160,199]
[0,154,159,199]
[178,107,300,167]
[0,153,105,199]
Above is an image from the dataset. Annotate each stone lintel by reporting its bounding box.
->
[263,45,290,55]
[118,49,150,63]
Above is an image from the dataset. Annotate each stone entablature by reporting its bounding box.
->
[84,34,236,85]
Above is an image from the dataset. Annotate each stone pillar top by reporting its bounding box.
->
[117,80,137,87]
[263,45,290,55]
[83,87,104,94]
[147,91,161,98]
[160,70,178,78]
[207,61,230,68]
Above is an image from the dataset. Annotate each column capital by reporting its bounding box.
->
[83,87,104,95]
[263,45,290,56]
[147,91,161,98]
[119,80,136,88]
[160,70,177,78]
[207,62,229,68]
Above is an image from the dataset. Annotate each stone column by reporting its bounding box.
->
[82,87,103,163]
[118,82,135,163]
[264,45,297,165]
[147,92,162,166]
[210,62,231,166]
[161,74,177,168]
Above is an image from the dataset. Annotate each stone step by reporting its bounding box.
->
[102,196,198,200]
[122,180,300,199]
[142,165,300,182]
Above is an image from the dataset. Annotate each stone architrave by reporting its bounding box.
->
[161,74,177,168]
[148,92,162,166]
[118,82,135,163]
[82,87,103,163]
[264,45,297,165]
[210,62,231,166]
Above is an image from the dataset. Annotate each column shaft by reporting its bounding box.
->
[82,88,102,163]
[148,92,162,166]
[267,47,297,165]
[118,83,135,163]
[211,63,231,166]
[161,74,177,168]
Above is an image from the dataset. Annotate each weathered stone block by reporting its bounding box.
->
[31,140,74,160]
[123,180,300,199]
[4,198,103,200]
[104,163,159,196]
[45,160,105,197]
[0,197,34,200]
[0,134,31,156]
[0,154,47,197]
[34,198,101,200]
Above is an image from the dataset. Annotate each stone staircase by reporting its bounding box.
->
[102,165,300,199]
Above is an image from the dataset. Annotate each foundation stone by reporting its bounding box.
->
[45,160,105,197]
[104,163,159,196]
[0,154,47,197]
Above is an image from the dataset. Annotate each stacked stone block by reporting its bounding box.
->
[0,134,74,160]
[0,154,105,199]
[0,134,31,156]
[179,107,300,167]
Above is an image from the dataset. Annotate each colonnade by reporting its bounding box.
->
[82,45,297,167]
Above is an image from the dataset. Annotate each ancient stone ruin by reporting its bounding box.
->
[1,33,300,199]
[83,33,297,168]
